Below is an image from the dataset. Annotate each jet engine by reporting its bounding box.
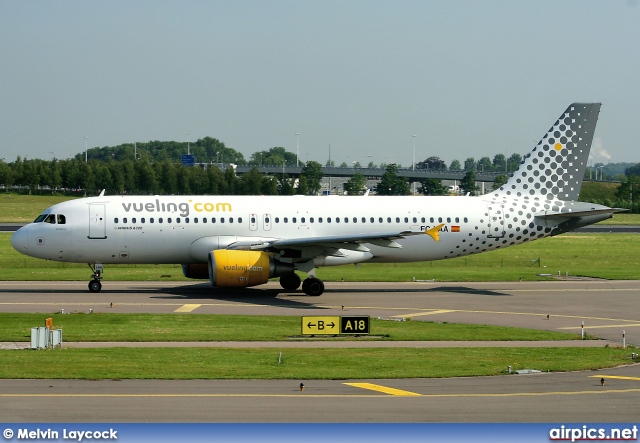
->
[208,250,295,288]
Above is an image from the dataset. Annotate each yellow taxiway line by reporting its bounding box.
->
[173,304,202,313]
[343,383,421,396]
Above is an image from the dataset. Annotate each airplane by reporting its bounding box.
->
[11,103,617,296]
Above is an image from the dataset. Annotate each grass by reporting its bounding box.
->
[0,347,634,379]
[3,231,640,281]
[0,313,581,342]
[0,194,79,223]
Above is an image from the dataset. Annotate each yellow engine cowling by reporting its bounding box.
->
[208,250,294,288]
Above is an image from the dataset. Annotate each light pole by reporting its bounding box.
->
[186,133,190,155]
[84,136,88,163]
[295,132,300,167]
[412,135,416,171]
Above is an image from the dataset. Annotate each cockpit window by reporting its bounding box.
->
[34,214,48,223]
[57,214,66,224]
[44,214,56,224]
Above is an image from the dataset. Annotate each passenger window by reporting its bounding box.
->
[387,217,391,223]
[212,218,216,223]
[413,217,417,223]
[430,217,434,223]
[310,217,314,223]
[284,217,288,223]
[404,217,408,223]
[301,217,305,223]
[421,217,425,223]
[455,217,459,223]
[176,218,181,223]
[123,218,128,223]
[396,217,400,223]
[361,217,365,223]
[447,217,451,223]
[319,217,323,223]
[370,217,374,223]
[336,217,340,223]
[141,218,145,223]
[203,218,207,223]
[275,217,279,223]
[114,218,119,224]
[251,216,256,223]
[438,217,442,223]
[344,217,348,223]
[238,217,242,223]
[220,218,225,223]
[185,218,189,223]
[159,218,163,223]
[57,214,66,224]
[327,218,331,223]
[293,217,297,223]
[150,218,154,223]
[168,218,172,223]
[132,218,136,224]
[229,217,234,223]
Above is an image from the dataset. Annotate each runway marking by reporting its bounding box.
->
[174,304,201,313]
[2,389,640,398]
[391,310,455,319]
[558,324,640,330]
[343,383,422,396]
[589,375,640,381]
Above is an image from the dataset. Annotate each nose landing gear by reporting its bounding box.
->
[88,263,103,293]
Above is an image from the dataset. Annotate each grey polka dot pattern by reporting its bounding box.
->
[494,103,600,202]
[444,103,606,259]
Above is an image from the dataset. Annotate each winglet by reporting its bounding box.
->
[425,223,445,242]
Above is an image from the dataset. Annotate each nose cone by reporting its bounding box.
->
[10,226,30,255]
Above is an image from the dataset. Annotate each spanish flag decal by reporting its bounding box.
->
[451,226,460,233]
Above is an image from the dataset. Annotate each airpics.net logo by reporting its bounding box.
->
[549,425,638,442]
[121,199,232,217]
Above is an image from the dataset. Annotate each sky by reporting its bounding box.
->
[1,0,639,167]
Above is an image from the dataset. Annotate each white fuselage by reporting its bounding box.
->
[12,194,518,265]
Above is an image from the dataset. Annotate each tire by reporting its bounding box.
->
[280,273,301,291]
[303,278,324,296]
[88,280,102,293]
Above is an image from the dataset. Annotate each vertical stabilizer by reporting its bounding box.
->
[493,103,601,201]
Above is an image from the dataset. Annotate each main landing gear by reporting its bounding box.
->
[88,263,103,293]
[278,273,325,296]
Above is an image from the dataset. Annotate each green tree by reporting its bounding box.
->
[492,154,506,172]
[449,159,462,171]
[463,157,475,171]
[419,178,447,196]
[616,176,640,207]
[344,172,367,195]
[477,156,493,172]
[492,174,508,190]
[460,171,479,196]
[300,161,323,195]
[375,164,410,195]
[507,153,522,172]
[239,167,264,195]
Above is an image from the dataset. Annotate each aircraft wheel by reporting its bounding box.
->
[88,280,102,293]
[280,273,301,291]
[303,277,324,296]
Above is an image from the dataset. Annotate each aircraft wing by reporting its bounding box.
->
[227,224,446,252]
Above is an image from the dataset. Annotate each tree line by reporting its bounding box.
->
[1,136,640,211]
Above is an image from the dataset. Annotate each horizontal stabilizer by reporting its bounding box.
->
[535,208,627,220]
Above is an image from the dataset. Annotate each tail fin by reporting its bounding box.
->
[493,103,601,201]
